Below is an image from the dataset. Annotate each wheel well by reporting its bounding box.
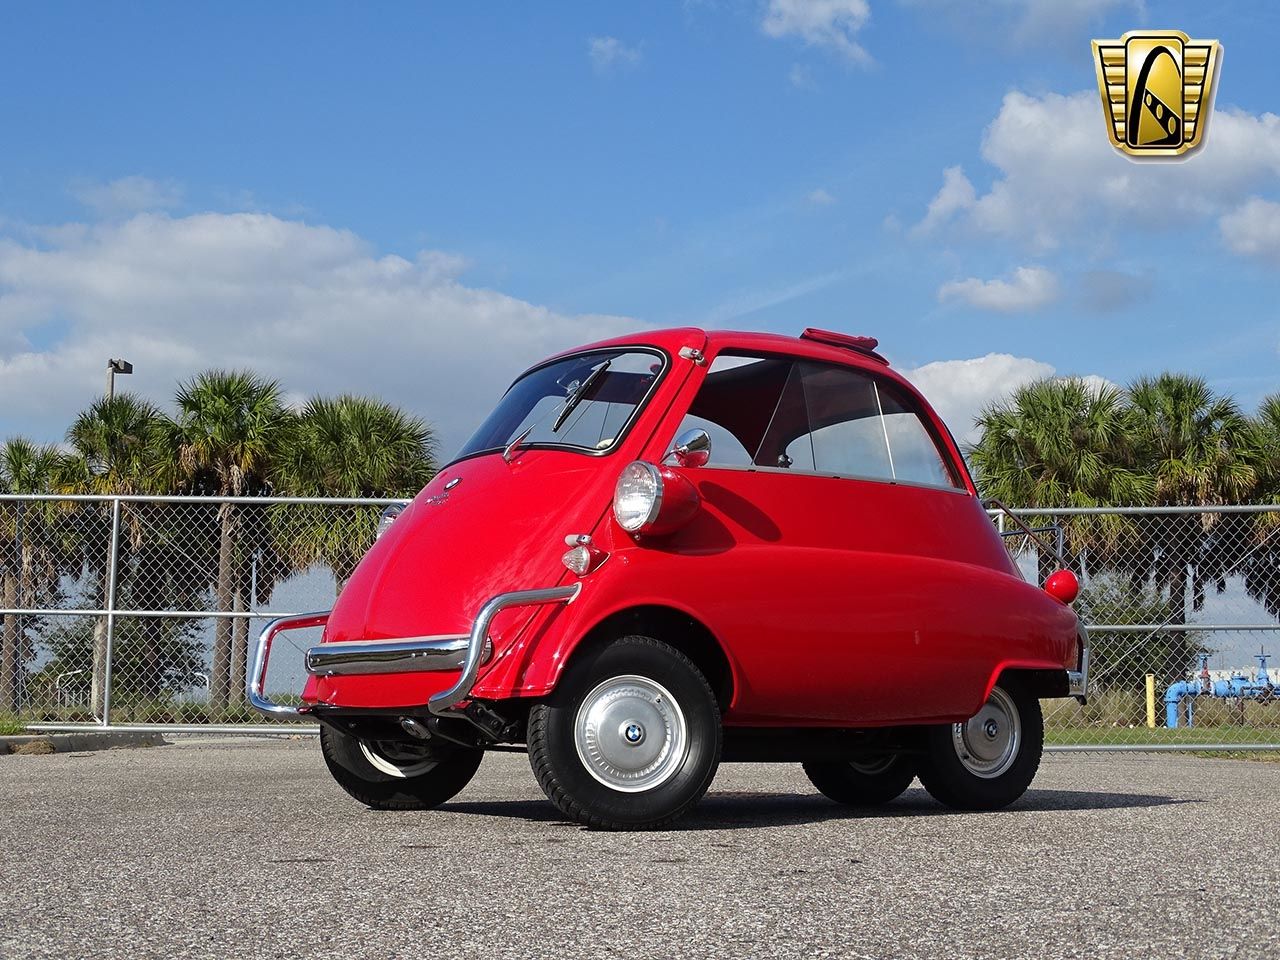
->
[572,605,735,712]
[996,667,1068,700]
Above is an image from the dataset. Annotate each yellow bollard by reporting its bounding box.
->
[1146,674,1157,728]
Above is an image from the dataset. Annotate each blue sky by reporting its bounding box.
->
[1,1,1278,455]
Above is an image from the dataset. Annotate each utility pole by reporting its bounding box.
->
[106,358,133,400]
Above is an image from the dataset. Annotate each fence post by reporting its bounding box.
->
[99,498,122,728]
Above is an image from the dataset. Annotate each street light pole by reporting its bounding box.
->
[106,358,133,400]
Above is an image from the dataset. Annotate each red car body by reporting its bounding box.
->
[289,327,1083,729]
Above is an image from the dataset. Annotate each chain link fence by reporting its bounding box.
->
[0,494,401,731]
[4,495,1279,753]
[997,505,1280,754]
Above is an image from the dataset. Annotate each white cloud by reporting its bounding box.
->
[904,1,1143,51]
[937,266,1059,313]
[1220,197,1280,264]
[0,212,637,456]
[919,91,1280,251]
[900,353,1055,445]
[1009,0,1141,45]
[915,165,975,235]
[762,0,872,65]
[903,354,1120,445]
[806,188,837,206]
[70,175,183,217]
[587,36,641,71]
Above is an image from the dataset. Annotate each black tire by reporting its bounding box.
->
[803,754,916,807]
[528,635,722,830]
[320,725,483,811]
[917,680,1043,811]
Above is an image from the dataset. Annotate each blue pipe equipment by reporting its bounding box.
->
[1165,650,1278,728]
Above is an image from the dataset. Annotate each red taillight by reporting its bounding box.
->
[1044,569,1079,605]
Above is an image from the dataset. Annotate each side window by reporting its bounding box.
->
[790,361,961,488]
[676,353,961,489]
[677,355,794,468]
[874,383,961,488]
[789,363,892,479]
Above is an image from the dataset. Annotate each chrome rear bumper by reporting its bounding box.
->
[1068,626,1090,702]
[305,634,474,676]
[246,584,581,720]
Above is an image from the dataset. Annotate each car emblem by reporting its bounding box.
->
[425,477,460,506]
[1092,30,1221,159]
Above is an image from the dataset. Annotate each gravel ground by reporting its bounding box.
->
[2,738,1279,960]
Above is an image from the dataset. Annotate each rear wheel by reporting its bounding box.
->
[803,754,916,807]
[320,725,483,810]
[528,636,722,830]
[917,681,1042,811]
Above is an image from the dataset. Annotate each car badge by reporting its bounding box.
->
[424,478,460,506]
[1091,30,1221,158]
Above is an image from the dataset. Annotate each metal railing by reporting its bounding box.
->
[3,495,1279,754]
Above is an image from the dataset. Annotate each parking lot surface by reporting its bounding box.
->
[2,738,1279,960]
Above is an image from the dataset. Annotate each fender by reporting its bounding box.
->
[469,555,746,704]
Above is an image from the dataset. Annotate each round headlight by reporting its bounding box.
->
[613,461,663,533]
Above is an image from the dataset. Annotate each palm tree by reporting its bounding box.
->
[275,395,436,587]
[1255,394,1280,497]
[0,439,71,711]
[165,371,293,708]
[969,378,1151,581]
[1241,394,1280,617]
[61,395,170,715]
[1125,374,1259,623]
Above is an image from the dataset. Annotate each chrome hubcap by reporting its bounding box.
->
[574,675,688,793]
[360,740,439,778]
[951,686,1021,779]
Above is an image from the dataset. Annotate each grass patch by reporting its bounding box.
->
[0,713,27,736]
[21,697,308,726]
[1045,725,1280,747]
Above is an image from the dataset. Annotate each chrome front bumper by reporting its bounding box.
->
[247,584,581,720]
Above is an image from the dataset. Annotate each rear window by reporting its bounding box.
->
[455,349,665,461]
[676,353,963,490]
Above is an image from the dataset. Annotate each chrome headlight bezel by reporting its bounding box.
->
[612,461,663,534]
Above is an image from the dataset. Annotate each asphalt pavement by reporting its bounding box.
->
[2,737,1278,960]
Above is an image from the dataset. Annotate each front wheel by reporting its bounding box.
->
[320,725,484,810]
[917,681,1043,811]
[528,636,722,830]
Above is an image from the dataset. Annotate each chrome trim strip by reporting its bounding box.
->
[248,611,331,719]
[429,584,581,716]
[305,635,472,676]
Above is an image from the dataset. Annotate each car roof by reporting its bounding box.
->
[531,326,977,495]
[548,326,913,391]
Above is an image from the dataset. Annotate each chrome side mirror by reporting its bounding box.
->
[664,428,711,468]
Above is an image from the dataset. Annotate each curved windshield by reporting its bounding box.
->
[455,349,665,461]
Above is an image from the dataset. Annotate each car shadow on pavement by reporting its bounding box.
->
[440,787,1196,831]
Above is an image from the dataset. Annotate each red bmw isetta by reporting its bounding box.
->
[250,327,1088,829]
